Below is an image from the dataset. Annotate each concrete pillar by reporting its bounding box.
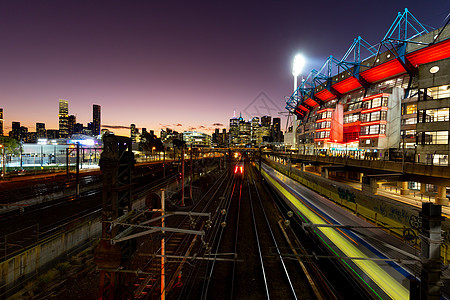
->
[420,203,443,299]
[359,173,364,183]
[420,183,426,194]
[321,167,329,179]
[400,181,410,196]
[436,186,448,206]
[362,176,378,194]
[300,163,305,172]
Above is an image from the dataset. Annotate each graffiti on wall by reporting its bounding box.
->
[337,187,356,203]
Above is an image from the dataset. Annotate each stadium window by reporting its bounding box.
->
[406,104,417,114]
[372,97,381,108]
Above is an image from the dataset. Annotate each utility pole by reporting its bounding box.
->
[181,148,185,206]
[76,143,80,201]
[163,146,166,179]
[190,145,193,200]
[161,189,165,300]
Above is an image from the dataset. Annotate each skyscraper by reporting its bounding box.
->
[0,108,3,136]
[261,116,271,127]
[58,99,69,138]
[130,124,137,143]
[36,123,46,138]
[93,104,101,136]
[68,115,76,136]
[11,122,20,140]
[272,117,281,142]
[229,116,239,146]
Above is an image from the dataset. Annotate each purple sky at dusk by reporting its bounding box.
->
[0,1,448,137]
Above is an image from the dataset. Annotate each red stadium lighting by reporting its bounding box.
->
[360,106,388,114]
[361,93,389,102]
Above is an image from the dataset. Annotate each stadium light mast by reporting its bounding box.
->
[292,54,305,151]
[292,54,305,91]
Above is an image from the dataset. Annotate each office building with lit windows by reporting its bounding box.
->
[182,131,211,147]
[93,104,101,136]
[36,122,46,138]
[58,99,69,138]
[416,58,450,165]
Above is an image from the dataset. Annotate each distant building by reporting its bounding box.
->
[0,108,3,136]
[272,117,281,142]
[74,123,84,134]
[36,122,46,138]
[160,128,181,147]
[68,115,76,136]
[93,104,101,136]
[238,120,251,146]
[46,129,59,139]
[255,124,271,145]
[130,124,138,143]
[221,128,229,147]
[19,126,29,142]
[183,131,211,147]
[229,114,241,146]
[83,122,93,136]
[58,99,69,138]
[261,115,271,127]
[251,117,260,145]
[212,128,220,146]
[10,121,21,140]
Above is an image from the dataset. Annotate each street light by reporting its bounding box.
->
[292,54,305,151]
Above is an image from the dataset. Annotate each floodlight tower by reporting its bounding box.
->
[292,54,305,150]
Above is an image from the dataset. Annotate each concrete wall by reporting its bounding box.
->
[386,87,403,149]
[0,218,101,296]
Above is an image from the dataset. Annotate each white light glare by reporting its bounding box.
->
[292,54,305,77]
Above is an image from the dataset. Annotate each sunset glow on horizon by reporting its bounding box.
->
[0,1,446,138]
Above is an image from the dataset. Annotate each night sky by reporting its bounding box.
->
[0,1,448,136]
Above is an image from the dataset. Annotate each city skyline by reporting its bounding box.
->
[0,99,281,137]
[0,1,447,136]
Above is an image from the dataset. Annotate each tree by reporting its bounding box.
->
[0,136,20,156]
[139,132,164,153]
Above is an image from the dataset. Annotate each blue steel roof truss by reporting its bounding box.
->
[371,8,430,74]
[285,8,432,117]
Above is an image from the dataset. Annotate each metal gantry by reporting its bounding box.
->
[95,135,134,300]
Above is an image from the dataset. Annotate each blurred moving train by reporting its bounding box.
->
[234,162,244,177]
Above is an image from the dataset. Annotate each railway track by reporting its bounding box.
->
[0,164,181,262]
[172,162,319,300]
[128,166,233,299]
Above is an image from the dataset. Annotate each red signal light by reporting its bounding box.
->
[239,166,243,174]
[234,166,238,174]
